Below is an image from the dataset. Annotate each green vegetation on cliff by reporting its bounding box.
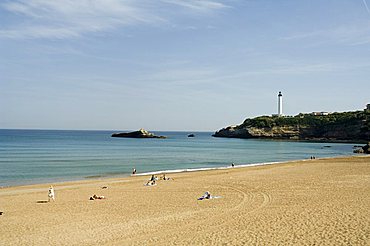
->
[241,111,369,131]
[215,109,370,142]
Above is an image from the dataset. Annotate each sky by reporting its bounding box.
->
[1,0,370,131]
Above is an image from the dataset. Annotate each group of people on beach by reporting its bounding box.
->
[132,167,172,186]
[45,166,216,203]
[47,186,107,201]
[145,173,171,186]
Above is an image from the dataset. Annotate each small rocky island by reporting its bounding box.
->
[213,108,370,143]
[111,129,166,139]
[353,142,370,154]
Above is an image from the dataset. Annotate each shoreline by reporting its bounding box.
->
[213,135,368,144]
[0,154,364,190]
[135,154,370,177]
[1,154,362,189]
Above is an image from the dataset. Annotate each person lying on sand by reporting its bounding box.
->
[198,191,221,200]
[90,194,105,200]
[145,180,156,186]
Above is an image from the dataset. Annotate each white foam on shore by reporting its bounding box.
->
[133,159,310,177]
[134,154,360,177]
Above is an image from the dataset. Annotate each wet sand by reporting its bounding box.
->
[1,156,369,245]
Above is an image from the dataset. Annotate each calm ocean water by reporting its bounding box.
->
[0,129,360,187]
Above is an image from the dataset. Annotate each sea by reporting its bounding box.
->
[0,129,361,187]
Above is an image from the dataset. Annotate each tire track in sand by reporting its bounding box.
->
[127,184,273,245]
[177,186,274,245]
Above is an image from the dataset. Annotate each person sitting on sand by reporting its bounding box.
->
[162,174,170,180]
[150,175,158,181]
[198,191,211,200]
[132,168,136,175]
[197,191,221,200]
[204,191,211,199]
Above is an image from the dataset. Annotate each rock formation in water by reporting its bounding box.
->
[111,129,166,139]
[364,142,370,154]
[353,142,370,154]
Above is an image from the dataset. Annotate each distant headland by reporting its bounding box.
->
[213,106,370,143]
[111,129,166,139]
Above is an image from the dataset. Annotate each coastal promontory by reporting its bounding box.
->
[213,109,370,142]
[111,129,166,139]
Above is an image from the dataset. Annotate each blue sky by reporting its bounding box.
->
[1,0,369,131]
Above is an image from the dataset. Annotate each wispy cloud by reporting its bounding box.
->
[254,61,370,75]
[199,61,370,83]
[0,0,229,39]
[280,21,370,46]
[280,30,323,41]
[160,0,229,11]
[142,67,217,85]
[0,0,159,39]
[363,0,370,14]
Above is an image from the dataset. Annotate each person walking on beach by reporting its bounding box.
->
[48,186,55,202]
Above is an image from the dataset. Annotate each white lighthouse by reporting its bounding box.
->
[278,91,283,116]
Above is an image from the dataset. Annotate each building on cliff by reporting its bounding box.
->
[272,91,284,117]
[311,112,330,116]
[278,91,283,116]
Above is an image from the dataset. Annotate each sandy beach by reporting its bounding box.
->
[1,156,369,245]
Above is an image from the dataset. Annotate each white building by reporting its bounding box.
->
[311,112,330,116]
[277,91,283,117]
[272,91,284,117]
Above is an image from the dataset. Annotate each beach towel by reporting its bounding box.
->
[197,195,221,200]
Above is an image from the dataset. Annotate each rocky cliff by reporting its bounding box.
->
[353,142,370,154]
[213,110,370,142]
[213,125,302,139]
